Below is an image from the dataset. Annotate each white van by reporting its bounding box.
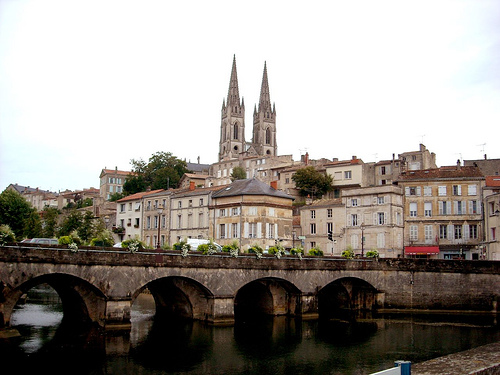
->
[187,238,222,252]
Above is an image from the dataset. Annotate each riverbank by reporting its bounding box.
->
[412,341,500,375]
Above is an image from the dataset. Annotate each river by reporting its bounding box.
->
[2,285,499,375]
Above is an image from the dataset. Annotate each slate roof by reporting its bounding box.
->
[212,178,293,200]
[397,166,484,181]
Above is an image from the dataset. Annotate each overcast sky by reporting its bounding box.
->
[1,0,499,192]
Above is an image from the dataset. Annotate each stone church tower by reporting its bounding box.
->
[252,62,277,157]
[219,55,246,162]
[219,56,277,162]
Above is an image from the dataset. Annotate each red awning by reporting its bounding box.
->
[405,246,439,255]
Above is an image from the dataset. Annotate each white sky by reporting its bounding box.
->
[1,0,499,192]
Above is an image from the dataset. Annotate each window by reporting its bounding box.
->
[188,200,192,207]
[268,223,275,239]
[220,224,226,239]
[439,201,451,215]
[311,210,316,219]
[248,223,257,238]
[146,216,151,229]
[265,127,271,144]
[310,223,316,235]
[455,201,464,215]
[351,235,358,249]
[232,223,238,238]
[351,199,358,207]
[233,123,238,139]
[249,207,257,215]
[469,225,478,239]
[438,186,447,196]
[268,208,275,216]
[232,207,240,216]
[219,209,226,217]
[469,200,479,214]
[492,227,496,241]
[377,233,385,248]
[453,185,462,196]
[199,198,204,206]
[120,204,125,212]
[327,222,333,233]
[344,171,352,179]
[380,166,386,175]
[454,225,462,240]
[424,202,432,217]
[377,212,386,225]
[199,213,204,227]
[327,209,333,218]
[439,225,447,239]
[178,201,182,209]
[351,214,358,226]
[177,214,182,228]
[154,215,158,229]
[410,225,418,241]
[334,171,342,180]
[425,225,433,241]
[410,202,417,217]
[424,186,432,196]
[468,185,477,196]
[377,196,385,205]
[187,214,192,228]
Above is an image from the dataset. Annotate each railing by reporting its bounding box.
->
[370,361,411,375]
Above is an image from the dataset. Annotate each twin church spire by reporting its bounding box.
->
[219,56,277,162]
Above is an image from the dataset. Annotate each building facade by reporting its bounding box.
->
[99,168,131,200]
[397,164,485,259]
[210,179,294,251]
[483,176,500,260]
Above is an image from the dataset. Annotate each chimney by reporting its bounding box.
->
[189,181,195,191]
[352,155,357,160]
[305,152,309,165]
[197,156,200,164]
[270,181,278,190]
[457,159,461,169]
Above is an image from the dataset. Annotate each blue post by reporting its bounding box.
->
[394,361,411,375]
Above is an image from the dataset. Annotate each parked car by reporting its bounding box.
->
[186,238,222,251]
[29,238,59,245]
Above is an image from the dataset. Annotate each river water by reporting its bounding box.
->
[2,285,499,375]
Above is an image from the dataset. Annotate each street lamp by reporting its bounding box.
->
[156,206,163,249]
[360,223,365,257]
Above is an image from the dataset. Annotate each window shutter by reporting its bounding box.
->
[373,213,377,225]
[447,225,453,240]
[257,223,262,238]
[463,224,469,240]
[275,224,278,239]
[478,201,482,214]
[383,212,387,224]
[454,201,458,214]
[373,197,378,205]
[348,214,352,226]
[458,185,462,196]
[266,223,270,238]
[244,222,249,238]
[237,223,240,238]
[405,187,410,196]
[416,187,421,196]
[216,224,220,239]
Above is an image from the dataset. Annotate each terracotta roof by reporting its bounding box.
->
[100,169,131,176]
[486,176,500,187]
[398,166,483,181]
[212,178,293,200]
[117,189,164,202]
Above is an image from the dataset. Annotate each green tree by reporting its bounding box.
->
[124,151,189,194]
[78,211,95,242]
[42,207,60,238]
[24,210,42,239]
[58,210,83,237]
[0,189,39,240]
[292,166,333,198]
[230,166,247,181]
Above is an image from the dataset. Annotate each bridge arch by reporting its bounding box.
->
[144,276,214,321]
[3,273,107,327]
[234,277,301,318]
[318,277,380,319]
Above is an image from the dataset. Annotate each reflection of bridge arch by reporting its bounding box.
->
[318,277,379,319]
[145,276,214,321]
[234,277,301,318]
[3,273,106,327]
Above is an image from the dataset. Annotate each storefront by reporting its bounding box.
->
[404,246,439,259]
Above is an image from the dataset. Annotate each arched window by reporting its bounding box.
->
[265,127,271,145]
[233,123,239,140]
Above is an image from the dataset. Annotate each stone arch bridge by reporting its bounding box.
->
[0,245,498,331]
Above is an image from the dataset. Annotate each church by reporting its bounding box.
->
[209,55,288,186]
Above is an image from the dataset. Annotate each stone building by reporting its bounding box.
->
[342,185,404,258]
[210,178,294,251]
[116,190,162,243]
[169,184,227,245]
[397,163,485,259]
[142,190,171,248]
[483,176,500,260]
[299,198,345,255]
[99,167,131,200]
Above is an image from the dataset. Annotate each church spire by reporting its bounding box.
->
[258,61,272,112]
[227,54,241,106]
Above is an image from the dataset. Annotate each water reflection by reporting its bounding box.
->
[3,289,500,375]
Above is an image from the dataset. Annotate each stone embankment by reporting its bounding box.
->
[412,341,500,375]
